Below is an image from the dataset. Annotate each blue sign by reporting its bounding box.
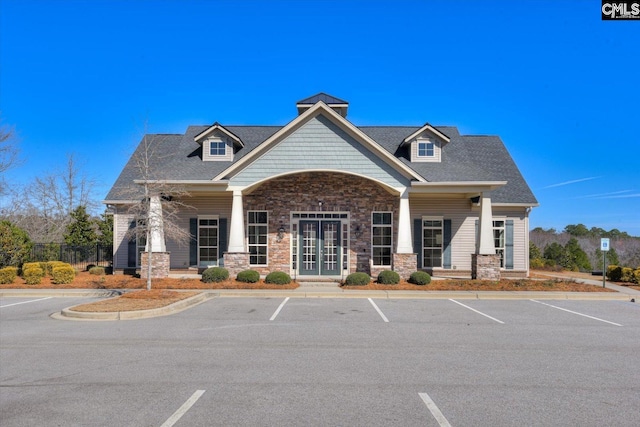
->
[601,238,610,251]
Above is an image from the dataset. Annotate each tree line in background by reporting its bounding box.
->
[1,117,113,267]
[530,225,640,272]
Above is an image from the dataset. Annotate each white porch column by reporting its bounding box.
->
[228,190,246,252]
[396,187,413,253]
[478,191,495,255]
[146,195,166,252]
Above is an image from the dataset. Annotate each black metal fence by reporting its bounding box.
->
[30,244,113,271]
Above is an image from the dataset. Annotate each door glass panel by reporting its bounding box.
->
[302,222,317,272]
[323,222,339,273]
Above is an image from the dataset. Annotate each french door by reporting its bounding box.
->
[299,220,341,275]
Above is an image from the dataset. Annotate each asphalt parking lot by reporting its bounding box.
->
[1,295,639,426]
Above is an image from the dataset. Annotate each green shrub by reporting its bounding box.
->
[344,272,371,286]
[0,266,18,284]
[607,265,622,281]
[633,269,640,284]
[23,267,44,285]
[52,265,76,284]
[236,269,260,283]
[265,271,291,285]
[377,270,400,285]
[89,266,106,276]
[409,271,431,285]
[621,267,634,283]
[201,267,229,283]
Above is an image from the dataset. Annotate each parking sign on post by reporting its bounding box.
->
[601,238,610,288]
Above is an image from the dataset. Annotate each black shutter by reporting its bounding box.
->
[189,218,197,267]
[505,219,514,269]
[127,221,137,267]
[218,218,228,266]
[413,218,422,269]
[443,219,452,269]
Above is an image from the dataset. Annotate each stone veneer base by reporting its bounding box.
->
[471,254,501,281]
[392,253,417,280]
[224,252,250,277]
[140,252,170,279]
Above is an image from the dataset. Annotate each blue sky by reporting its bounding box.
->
[1,0,639,235]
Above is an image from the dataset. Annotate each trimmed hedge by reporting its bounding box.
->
[0,266,18,284]
[409,271,431,285]
[265,271,291,285]
[46,261,68,276]
[344,272,371,286]
[236,269,260,283]
[89,266,106,275]
[23,267,45,285]
[52,265,76,284]
[377,270,400,285]
[201,267,229,283]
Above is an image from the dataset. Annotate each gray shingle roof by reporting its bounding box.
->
[105,122,537,205]
[297,93,348,105]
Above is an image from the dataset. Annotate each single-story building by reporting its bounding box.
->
[104,93,538,280]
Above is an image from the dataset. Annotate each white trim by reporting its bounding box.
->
[242,169,402,195]
[194,123,244,147]
[403,123,451,145]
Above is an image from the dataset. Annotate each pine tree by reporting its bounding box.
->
[64,206,97,246]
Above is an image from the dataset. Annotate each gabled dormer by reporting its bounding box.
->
[401,123,450,163]
[296,93,349,117]
[194,122,244,162]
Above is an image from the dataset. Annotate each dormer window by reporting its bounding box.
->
[203,138,232,162]
[209,140,226,156]
[401,123,450,164]
[194,122,244,163]
[417,140,435,158]
[412,138,441,162]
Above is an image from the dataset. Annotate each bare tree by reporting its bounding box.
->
[120,134,193,290]
[4,153,97,242]
[0,116,20,195]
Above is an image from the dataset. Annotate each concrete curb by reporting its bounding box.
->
[53,292,211,321]
[1,289,123,298]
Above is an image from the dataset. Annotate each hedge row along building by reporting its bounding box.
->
[105,93,538,280]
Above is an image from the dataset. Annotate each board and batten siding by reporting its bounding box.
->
[230,115,410,188]
[112,194,232,270]
[410,198,529,271]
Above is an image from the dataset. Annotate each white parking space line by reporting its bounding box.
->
[0,297,52,308]
[160,389,205,427]
[530,299,623,326]
[269,297,290,321]
[449,299,505,324]
[419,392,453,427]
[368,298,389,322]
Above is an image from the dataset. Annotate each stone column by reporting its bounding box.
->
[146,195,166,253]
[473,191,500,280]
[224,189,250,274]
[228,190,246,252]
[394,187,416,277]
